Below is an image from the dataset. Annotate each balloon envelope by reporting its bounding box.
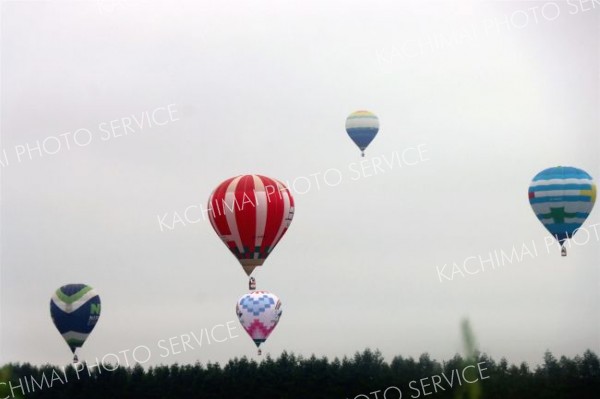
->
[236,291,282,348]
[208,175,295,276]
[345,110,379,154]
[528,166,596,244]
[50,284,101,354]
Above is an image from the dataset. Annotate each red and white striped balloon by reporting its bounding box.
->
[207,175,295,276]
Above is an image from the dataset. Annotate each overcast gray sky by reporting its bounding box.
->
[1,0,599,368]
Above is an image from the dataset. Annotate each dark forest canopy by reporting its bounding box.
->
[1,349,599,399]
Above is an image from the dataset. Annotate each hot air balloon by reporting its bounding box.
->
[236,290,282,355]
[208,175,295,286]
[345,110,379,157]
[50,284,101,362]
[528,166,596,256]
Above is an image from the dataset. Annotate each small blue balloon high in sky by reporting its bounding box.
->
[345,110,379,157]
[528,166,596,256]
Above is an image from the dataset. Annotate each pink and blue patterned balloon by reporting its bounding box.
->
[236,291,282,348]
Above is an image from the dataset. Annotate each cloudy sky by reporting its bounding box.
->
[1,0,598,368]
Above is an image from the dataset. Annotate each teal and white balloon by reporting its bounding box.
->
[528,166,596,256]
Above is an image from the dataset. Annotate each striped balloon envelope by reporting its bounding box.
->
[345,110,379,157]
[208,175,295,277]
[50,284,101,362]
[528,166,596,255]
[236,290,282,352]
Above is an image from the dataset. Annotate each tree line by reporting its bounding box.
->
[1,349,598,399]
